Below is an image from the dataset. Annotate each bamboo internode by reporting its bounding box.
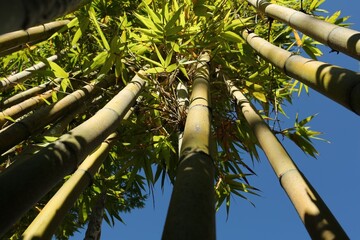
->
[0,20,69,54]
[242,30,360,115]
[225,78,349,240]
[246,0,360,60]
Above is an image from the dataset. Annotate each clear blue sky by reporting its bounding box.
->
[73,1,360,239]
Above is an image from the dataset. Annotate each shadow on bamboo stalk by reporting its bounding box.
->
[0,72,146,236]
[225,77,349,239]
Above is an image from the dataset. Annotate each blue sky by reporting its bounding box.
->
[73,1,360,239]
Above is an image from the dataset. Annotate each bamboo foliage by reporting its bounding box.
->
[0,72,146,235]
[0,0,85,35]
[246,0,360,60]
[242,30,360,115]
[0,20,69,54]
[163,53,215,240]
[225,78,349,240]
[0,54,58,92]
[22,132,118,240]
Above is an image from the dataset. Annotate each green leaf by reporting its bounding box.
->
[49,62,68,78]
[220,31,243,43]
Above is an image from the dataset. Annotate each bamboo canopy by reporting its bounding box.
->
[0,72,146,235]
[242,30,360,115]
[163,53,216,240]
[0,0,85,35]
[246,0,360,60]
[0,20,69,54]
[225,77,349,239]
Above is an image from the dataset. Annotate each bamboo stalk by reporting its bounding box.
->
[0,0,87,35]
[0,78,61,109]
[176,82,189,155]
[0,20,69,53]
[225,78,349,240]
[163,53,215,240]
[0,86,59,127]
[0,77,115,157]
[0,72,146,236]
[0,55,58,92]
[242,30,360,115]
[22,132,118,240]
[246,0,360,60]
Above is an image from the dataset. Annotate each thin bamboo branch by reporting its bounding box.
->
[163,53,215,240]
[0,77,115,156]
[225,77,349,240]
[246,0,360,60]
[0,55,58,92]
[242,30,360,115]
[0,20,69,53]
[0,78,61,109]
[0,0,87,35]
[22,132,118,240]
[176,82,189,156]
[0,72,146,236]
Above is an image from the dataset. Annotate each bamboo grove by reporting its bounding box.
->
[0,0,358,239]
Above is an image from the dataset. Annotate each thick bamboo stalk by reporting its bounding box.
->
[0,72,146,236]
[0,0,86,35]
[225,78,349,239]
[163,53,215,240]
[0,20,69,53]
[246,0,360,60]
[22,132,118,240]
[242,30,360,115]
[0,55,58,92]
[0,77,115,156]
[0,78,61,109]
[0,86,59,127]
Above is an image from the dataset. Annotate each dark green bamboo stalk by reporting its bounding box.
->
[22,132,118,240]
[0,77,115,156]
[0,20,69,53]
[225,77,349,240]
[0,0,88,35]
[246,0,360,60]
[0,78,61,109]
[162,53,215,240]
[242,30,360,115]
[0,55,58,92]
[84,190,106,240]
[0,72,146,236]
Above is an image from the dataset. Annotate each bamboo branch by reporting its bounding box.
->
[225,77,349,240]
[242,30,360,115]
[247,0,360,60]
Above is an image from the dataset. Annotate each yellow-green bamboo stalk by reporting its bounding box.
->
[246,0,360,60]
[225,77,349,239]
[163,53,215,240]
[0,20,69,53]
[242,30,360,115]
[0,78,61,109]
[0,72,146,236]
[0,0,87,35]
[22,132,118,240]
[0,86,59,127]
[0,55,58,92]
[0,77,115,155]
